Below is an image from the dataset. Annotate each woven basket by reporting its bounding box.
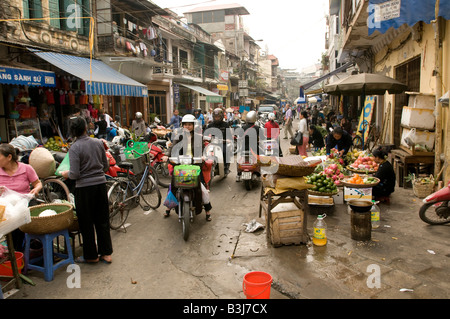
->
[412,174,435,198]
[258,155,317,177]
[20,203,74,235]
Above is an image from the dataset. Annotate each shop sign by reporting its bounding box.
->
[206,95,223,103]
[0,66,55,87]
[173,83,180,103]
[217,84,228,91]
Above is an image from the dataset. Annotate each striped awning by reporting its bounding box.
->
[30,49,148,97]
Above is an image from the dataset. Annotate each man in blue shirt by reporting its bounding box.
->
[168,109,182,129]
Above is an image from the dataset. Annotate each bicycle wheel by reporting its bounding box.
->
[141,174,161,209]
[182,200,191,241]
[40,178,71,203]
[153,162,170,188]
[352,135,364,150]
[108,180,131,230]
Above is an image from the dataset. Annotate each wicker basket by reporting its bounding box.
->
[413,175,435,198]
[258,155,317,177]
[20,203,74,235]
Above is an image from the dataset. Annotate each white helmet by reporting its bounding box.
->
[268,113,276,120]
[135,112,143,119]
[181,114,196,123]
[245,110,257,124]
[154,117,161,124]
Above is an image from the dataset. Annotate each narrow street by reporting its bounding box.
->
[10,120,450,302]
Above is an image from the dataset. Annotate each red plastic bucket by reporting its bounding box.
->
[243,271,273,299]
[0,252,24,276]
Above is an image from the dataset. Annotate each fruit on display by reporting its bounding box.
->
[322,163,345,186]
[345,174,379,185]
[44,137,67,152]
[349,155,379,171]
[345,149,369,163]
[306,173,338,193]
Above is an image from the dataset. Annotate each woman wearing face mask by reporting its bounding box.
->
[162,115,213,221]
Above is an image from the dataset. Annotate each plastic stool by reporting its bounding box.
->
[23,229,74,282]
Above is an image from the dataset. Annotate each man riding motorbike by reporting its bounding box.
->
[162,114,212,221]
[235,110,261,182]
[205,108,232,175]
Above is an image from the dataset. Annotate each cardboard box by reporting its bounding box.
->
[343,187,372,201]
[401,107,435,130]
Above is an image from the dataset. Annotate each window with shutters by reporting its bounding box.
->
[22,0,43,22]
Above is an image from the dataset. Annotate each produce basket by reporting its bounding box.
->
[20,203,74,235]
[412,174,435,198]
[308,189,339,196]
[346,165,377,174]
[342,176,380,188]
[257,154,319,177]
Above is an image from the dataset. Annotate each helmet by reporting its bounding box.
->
[268,113,276,120]
[181,114,196,124]
[154,117,161,124]
[135,112,142,119]
[212,108,223,122]
[245,110,257,124]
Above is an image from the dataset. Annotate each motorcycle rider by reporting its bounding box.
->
[193,108,205,128]
[131,112,146,138]
[162,114,212,221]
[206,108,232,175]
[264,112,283,157]
[235,110,260,182]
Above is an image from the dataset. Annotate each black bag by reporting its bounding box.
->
[290,131,303,146]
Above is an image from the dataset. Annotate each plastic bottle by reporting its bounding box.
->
[312,214,327,246]
[370,200,381,229]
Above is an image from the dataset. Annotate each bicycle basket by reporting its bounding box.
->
[173,165,201,188]
[128,155,147,175]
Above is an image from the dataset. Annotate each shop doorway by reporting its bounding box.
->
[148,91,167,123]
[394,56,421,147]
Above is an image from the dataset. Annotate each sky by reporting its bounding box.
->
[152,0,329,73]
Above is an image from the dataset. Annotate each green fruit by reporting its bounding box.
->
[319,187,325,192]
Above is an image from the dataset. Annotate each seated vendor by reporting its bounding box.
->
[372,147,395,202]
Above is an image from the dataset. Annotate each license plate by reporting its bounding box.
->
[265,150,273,155]
[242,171,252,180]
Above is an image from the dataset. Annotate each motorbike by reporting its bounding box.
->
[169,155,204,241]
[148,141,170,188]
[203,136,231,188]
[419,182,450,225]
[262,139,279,156]
[236,149,260,191]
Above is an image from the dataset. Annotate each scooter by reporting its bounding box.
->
[236,149,260,190]
[169,155,204,241]
[149,141,170,188]
[203,136,231,187]
[419,182,450,225]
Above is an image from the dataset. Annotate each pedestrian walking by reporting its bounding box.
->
[297,111,309,156]
[283,105,293,139]
[61,116,113,264]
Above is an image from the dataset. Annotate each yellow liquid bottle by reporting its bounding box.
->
[313,214,327,246]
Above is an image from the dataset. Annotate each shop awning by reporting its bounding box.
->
[179,83,223,103]
[0,62,56,87]
[30,50,148,97]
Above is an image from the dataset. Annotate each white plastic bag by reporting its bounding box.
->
[201,183,210,205]
[0,187,33,237]
[403,128,417,147]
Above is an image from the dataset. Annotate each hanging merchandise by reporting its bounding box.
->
[312,214,327,246]
[45,89,55,105]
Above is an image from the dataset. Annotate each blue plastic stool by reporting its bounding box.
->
[23,229,74,282]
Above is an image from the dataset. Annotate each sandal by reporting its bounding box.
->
[164,210,170,218]
[205,212,212,222]
[100,255,112,264]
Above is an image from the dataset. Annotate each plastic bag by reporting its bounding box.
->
[403,128,416,147]
[0,187,33,237]
[55,153,70,176]
[290,131,303,146]
[201,183,210,205]
[163,186,179,209]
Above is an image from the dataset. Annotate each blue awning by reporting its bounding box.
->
[368,0,450,35]
[30,50,148,97]
[0,64,56,87]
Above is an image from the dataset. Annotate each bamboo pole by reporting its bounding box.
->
[434,0,443,178]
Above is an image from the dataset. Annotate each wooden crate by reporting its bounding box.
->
[265,202,307,247]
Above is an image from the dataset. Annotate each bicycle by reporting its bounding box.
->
[36,176,71,204]
[107,149,162,230]
[352,120,380,152]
